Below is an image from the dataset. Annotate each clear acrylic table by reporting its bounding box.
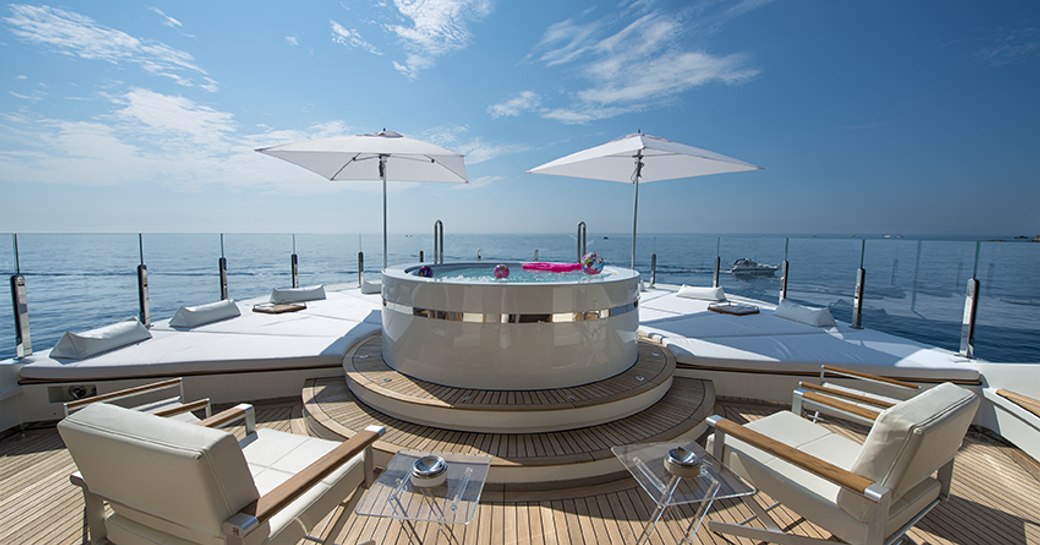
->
[355,451,491,545]
[612,441,755,544]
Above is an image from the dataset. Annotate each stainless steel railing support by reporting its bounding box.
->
[10,234,32,358]
[650,253,657,288]
[136,234,150,327]
[290,234,299,288]
[419,250,424,263]
[577,221,587,261]
[357,251,365,286]
[433,220,444,264]
[713,237,721,288]
[959,241,981,358]
[218,233,229,300]
[779,260,790,302]
[851,239,866,329]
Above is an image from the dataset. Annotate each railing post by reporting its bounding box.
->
[218,233,229,300]
[10,234,32,358]
[290,234,299,288]
[357,251,365,287]
[577,221,587,261]
[136,234,150,327]
[959,242,981,358]
[650,253,657,288]
[419,250,424,263]
[851,239,866,329]
[712,237,721,288]
[433,220,444,264]
[779,238,790,302]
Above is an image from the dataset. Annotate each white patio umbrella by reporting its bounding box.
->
[257,130,468,270]
[528,132,761,269]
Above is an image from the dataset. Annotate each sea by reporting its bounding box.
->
[2,233,1038,363]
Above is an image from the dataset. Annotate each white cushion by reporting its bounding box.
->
[50,318,152,360]
[774,299,837,328]
[270,284,326,304]
[58,404,259,544]
[360,278,382,295]
[840,382,978,518]
[169,299,241,328]
[676,284,727,302]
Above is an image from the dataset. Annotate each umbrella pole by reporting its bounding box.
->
[631,151,644,270]
[380,155,388,271]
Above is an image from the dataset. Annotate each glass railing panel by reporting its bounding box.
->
[784,238,862,322]
[222,234,292,301]
[7,234,139,356]
[717,236,786,302]
[975,240,1040,362]
[1,236,16,358]
[649,234,718,288]
[137,234,220,322]
[860,239,977,354]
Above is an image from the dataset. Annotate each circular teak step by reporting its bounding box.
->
[345,336,675,433]
[303,374,715,486]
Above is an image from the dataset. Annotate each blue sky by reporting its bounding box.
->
[1,0,1038,236]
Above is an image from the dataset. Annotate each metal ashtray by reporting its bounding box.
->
[663,447,702,477]
[411,455,448,488]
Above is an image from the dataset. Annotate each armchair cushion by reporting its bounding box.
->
[842,382,978,513]
[58,403,259,544]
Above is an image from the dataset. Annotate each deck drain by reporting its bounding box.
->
[652,352,661,357]
[358,354,370,359]
[383,378,392,383]
[635,375,645,381]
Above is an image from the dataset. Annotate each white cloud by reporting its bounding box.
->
[516,0,767,124]
[15,74,28,80]
[975,26,1040,66]
[4,4,217,91]
[149,7,181,29]
[9,90,44,101]
[487,90,540,118]
[451,174,502,190]
[386,0,493,79]
[0,88,350,193]
[330,19,381,55]
[284,35,299,46]
[421,125,528,165]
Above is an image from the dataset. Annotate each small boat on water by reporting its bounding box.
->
[730,257,780,277]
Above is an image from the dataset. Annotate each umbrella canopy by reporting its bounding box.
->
[257,130,468,270]
[528,132,761,269]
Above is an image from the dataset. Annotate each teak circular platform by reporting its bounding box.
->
[344,335,676,432]
[303,336,715,488]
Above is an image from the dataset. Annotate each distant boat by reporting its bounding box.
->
[730,258,779,278]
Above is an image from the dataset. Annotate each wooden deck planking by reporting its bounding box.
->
[1,398,1038,544]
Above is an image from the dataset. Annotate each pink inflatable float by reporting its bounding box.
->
[522,261,582,272]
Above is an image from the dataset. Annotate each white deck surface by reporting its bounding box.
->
[12,284,980,383]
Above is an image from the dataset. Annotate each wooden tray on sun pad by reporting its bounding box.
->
[708,302,760,315]
[252,302,307,314]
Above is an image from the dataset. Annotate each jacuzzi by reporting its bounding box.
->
[381,262,640,390]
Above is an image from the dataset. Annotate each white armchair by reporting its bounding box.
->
[794,365,922,426]
[59,402,385,545]
[707,382,979,545]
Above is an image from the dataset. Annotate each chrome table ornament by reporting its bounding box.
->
[664,446,703,478]
[411,455,448,488]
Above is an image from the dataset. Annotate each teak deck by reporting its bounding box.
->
[1,399,1037,544]
[345,336,674,410]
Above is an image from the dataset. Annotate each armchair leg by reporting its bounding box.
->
[71,473,107,544]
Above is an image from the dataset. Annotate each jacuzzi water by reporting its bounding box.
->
[415,264,611,284]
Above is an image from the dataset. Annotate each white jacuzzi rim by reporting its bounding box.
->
[381,262,640,287]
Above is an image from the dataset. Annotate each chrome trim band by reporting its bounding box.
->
[383,299,638,324]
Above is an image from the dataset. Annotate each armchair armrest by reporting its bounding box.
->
[796,389,882,423]
[64,378,184,415]
[820,365,920,392]
[798,382,895,409]
[198,403,256,434]
[253,425,386,522]
[707,415,879,498]
[222,425,386,540]
[153,397,212,418]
